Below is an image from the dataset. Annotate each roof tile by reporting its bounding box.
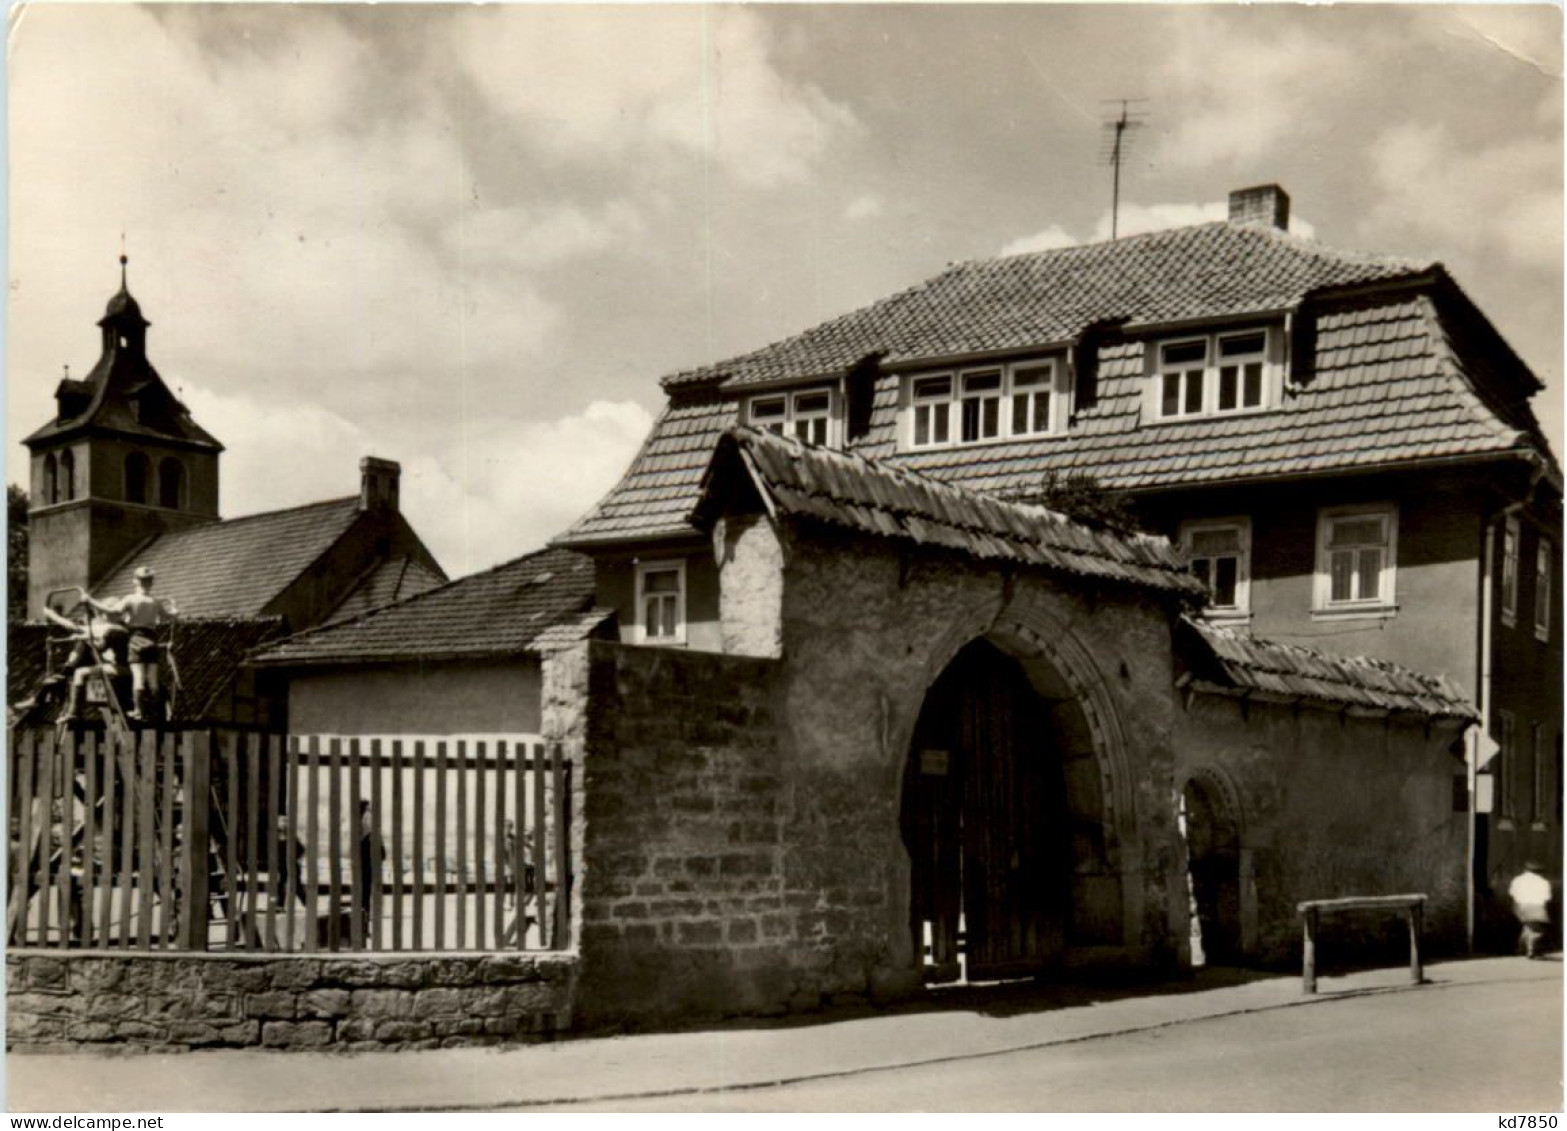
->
[252,546,599,667]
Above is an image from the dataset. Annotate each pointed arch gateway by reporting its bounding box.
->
[899,615,1137,983]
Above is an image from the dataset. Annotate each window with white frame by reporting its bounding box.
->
[1535,538,1551,642]
[907,359,1069,449]
[912,375,953,448]
[1181,517,1251,616]
[1502,517,1520,627]
[1159,339,1208,418]
[748,395,787,436]
[1155,328,1274,420]
[635,560,686,645]
[746,388,836,447]
[791,391,832,445]
[1498,710,1517,821]
[1011,362,1058,436]
[1315,505,1397,613]
[960,369,1003,443]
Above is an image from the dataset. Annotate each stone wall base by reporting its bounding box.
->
[7,949,577,1053]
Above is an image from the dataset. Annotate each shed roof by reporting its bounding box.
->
[250,545,604,667]
[697,426,1207,598]
[1181,617,1477,721]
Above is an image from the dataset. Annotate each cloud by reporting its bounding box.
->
[401,400,657,575]
[1366,122,1562,273]
[1152,12,1357,170]
[179,382,654,576]
[1000,225,1078,256]
[455,7,856,188]
[844,194,883,222]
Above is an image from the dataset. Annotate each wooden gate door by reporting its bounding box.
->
[958,642,1066,980]
[903,640,1067,983]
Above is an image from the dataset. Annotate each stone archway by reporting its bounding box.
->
[896,610,1139,983]
[1180,764,1255,965]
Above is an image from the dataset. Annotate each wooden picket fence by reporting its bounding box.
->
[7,727,572,953]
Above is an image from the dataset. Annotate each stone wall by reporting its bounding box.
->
[549,520,1191,1027]
[7,950,575,1052]
[1175,692,1469,965]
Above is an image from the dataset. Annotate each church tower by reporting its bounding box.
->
[22,257,223,617]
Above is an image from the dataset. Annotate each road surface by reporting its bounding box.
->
[532,978,1562,1112]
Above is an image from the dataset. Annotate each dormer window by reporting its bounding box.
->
[1153,327,1278,421]
[906,359,1070,450]
[746,388,837,447]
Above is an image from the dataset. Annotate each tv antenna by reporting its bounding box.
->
[1099,99,1148,240]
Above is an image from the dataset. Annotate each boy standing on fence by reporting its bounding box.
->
[86,565,178,720]
[1509,861,1553,959]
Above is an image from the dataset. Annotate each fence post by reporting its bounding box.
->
[179,731,213,951]
[1408,901,1423,985]
[551,745,570,950]
[1301,905,1318,994]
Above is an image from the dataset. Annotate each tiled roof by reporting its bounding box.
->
[93,498,363,618]
[7,617,283,725]
[697,426,1207,598]
[250,546,602,667]
[1181,617,1477,721]
[558,226,1542,547]
[559,393,735,545]
[323,556,447,625]
[662,222,1431,389]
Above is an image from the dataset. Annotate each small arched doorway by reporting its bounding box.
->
[900,636,1110,982]
[1181,775,1243,965]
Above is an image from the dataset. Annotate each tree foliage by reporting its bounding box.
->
[8,484,27,624]
[1025,470,1144,534]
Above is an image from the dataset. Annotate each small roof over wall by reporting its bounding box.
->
[693,425,1208,599]
[1180,617,1477,722]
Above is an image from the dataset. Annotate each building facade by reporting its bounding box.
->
[559,184,1558,955]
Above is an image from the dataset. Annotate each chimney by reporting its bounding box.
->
[359,456,400,512]
[1228,184,1291,231]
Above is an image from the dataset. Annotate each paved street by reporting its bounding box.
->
[10,956,1560,1113]
[536,976,1561,1112]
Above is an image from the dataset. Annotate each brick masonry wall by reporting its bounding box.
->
[548,641,812,1025]
[7,950,576,1052]
[1175,694,1469,964]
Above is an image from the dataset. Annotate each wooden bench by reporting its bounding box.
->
[1297,894,1426,994]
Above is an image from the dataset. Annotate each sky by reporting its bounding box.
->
[7,3,1562,578]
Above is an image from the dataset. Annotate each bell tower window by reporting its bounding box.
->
[158,457,185,509]
[59,450,75,502]
[125,452,150,505]
[42,454,57,505]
